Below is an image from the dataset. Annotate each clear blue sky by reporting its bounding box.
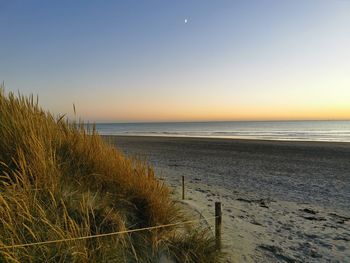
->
[1,0,350,122]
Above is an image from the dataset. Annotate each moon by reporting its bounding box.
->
[184,19,188,24]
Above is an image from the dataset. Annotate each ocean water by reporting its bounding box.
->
[92,120,350,142]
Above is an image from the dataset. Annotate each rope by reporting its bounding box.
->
[0,216,218,250]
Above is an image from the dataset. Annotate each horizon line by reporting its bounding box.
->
[90,119,350,125]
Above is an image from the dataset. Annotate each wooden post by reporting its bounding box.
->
[182,176,185,200]
[215,202,222,250]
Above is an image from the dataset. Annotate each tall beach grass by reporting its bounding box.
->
[0,86,221,262]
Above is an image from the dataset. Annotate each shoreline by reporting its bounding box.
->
[102,134,350,146]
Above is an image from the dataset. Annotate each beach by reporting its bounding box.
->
[104,135,350,262]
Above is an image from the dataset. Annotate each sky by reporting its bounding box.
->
[1,0,350,122]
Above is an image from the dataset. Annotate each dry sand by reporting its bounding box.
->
[104,136,350,263]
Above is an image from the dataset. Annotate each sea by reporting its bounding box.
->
[91,120,350,142]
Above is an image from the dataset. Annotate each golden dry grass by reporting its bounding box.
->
[0,87,220,263]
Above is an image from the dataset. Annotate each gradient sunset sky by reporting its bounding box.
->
[1,0,350,122]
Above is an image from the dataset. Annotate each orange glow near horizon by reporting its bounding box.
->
[73,101,350,123]
[59,61,350,123]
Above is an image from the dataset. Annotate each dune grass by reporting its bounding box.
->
[0,87,221,262]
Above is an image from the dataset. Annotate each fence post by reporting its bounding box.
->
[182,176,185,200]
[215,202,222,250]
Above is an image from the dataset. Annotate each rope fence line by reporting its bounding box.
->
[180,176,222,250]
[0,216,218,250]
[0,176,223,251]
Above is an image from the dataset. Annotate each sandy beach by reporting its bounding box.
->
[104,136,350,262]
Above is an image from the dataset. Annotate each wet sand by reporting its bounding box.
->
[104,136,350,262]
